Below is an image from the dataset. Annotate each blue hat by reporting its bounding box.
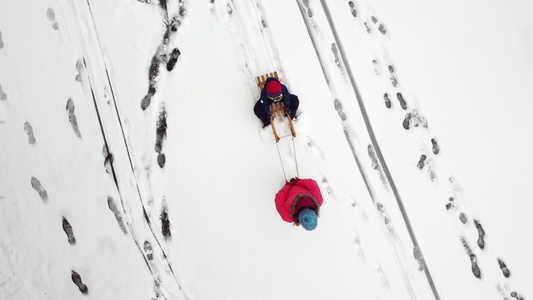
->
[299,208,318,231]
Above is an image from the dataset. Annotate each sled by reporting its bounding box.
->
[256,71,296,143]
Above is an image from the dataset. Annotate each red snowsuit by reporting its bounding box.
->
[275,178,324,223]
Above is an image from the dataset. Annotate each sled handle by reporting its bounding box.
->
[271,119,280,143]
[286,114,296,138]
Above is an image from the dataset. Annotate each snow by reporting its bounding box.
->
[1,0,532,299]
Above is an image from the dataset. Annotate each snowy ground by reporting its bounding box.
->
[1,0,532,299]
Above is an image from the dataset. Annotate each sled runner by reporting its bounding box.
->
[256,71,296,142]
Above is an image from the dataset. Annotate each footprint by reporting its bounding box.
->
[166,48,181,72]
[62,216,76,245]
[157,153,166,169]
[445,197,455,210]
[473,219,486,249]
[155,106,167,154]
[367,144,379,170]
[160,205,171,240]
[378,24,387,35]
[331,43,342,68]
[66,98,82,138]
[46,8,59,30]
[0,84,7,100]
[71,270,88,295]
[372,59,381,76]
[459,212,468,224]
[143,240,154,261]
[24,122,36,144]
[388,65,397,87]
[498,258,511,278]
[46,8,54,21]
[364,22,370,33]
[348,1,357,17]
[470,254,482,279]
[155,105,167,168]
[31,177,48,202]
[102,145,114,175]
[141,54,162,110]
[75,59,83,82]
[107,196,128,234]
[417,154,427,169]
[0,30,4,49]
[367,145,387,186]
[383,93,391,108]
[396,92,407,110]
[413,246,424,271]
[461,236,482,279]
[402,113,411,130]
[334,99,347,121]
[511,291,524,300]
[431,138,440,154]
[369,16,387,35]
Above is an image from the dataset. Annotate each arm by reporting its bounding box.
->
[275,182,295,222]
[260,90,271,115]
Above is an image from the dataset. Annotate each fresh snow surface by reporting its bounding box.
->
[1,0,532,299]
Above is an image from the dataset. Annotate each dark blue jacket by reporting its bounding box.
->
[260,78,292,115]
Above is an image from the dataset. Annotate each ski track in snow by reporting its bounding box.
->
[289,0,528,299]
[62,1,189,298]
[295,0,432,298]
[324,0,524,298]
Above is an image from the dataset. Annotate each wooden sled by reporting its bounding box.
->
[256,71,296,143]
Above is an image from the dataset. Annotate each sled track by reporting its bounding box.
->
[293,1,376,201]
[295,0,440,299]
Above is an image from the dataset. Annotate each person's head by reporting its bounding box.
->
[298,208,318,231]
[290,194,320,231]
[266,80,282,102]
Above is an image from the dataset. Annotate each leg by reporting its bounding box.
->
[254,99,270,127]
[289,94,300,119]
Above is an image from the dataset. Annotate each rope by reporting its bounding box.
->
[275,142,288,181]
[275,136,300,181]
[294,138,300,177]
